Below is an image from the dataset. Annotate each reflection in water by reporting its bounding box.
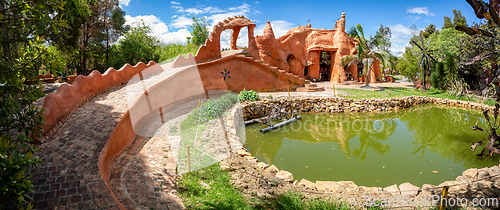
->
[245,104,498,187]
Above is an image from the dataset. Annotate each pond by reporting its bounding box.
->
[245,104,498,187]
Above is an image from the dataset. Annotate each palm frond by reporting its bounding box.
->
[356,24,365,39]
[340,55,359,67]
[348,26,359,38]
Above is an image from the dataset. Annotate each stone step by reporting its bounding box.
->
[295,86,326,92]
[305,83,318,88]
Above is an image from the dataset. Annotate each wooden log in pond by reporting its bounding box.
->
[245,116,272,126]
[260,116,302,133]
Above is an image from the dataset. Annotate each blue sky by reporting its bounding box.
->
[119,0,480,56]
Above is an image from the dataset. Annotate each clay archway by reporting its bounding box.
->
[195,16,257,63]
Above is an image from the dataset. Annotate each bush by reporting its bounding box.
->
[238,89,259,101]
[432,62,445,90]
[448,78,469,98]
[184,93,238,126]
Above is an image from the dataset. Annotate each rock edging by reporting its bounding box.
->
[223,96,500,208]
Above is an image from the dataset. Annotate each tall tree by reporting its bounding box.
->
[79,0,127,75]
[443,16,453,29]
[188,17,209,46]
[373,24,392,51]
[453,9,467,27]
[420,24,437,38]
[47,0,92,53]
[115,22,161,66]
[102,0,128,68]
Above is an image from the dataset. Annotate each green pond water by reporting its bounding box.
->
[245,104,498,187]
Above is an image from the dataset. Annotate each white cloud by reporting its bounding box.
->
[255,20,295,38]
[255,1,260,4]
[160,28,192,44]
[407,15,421,21]
[172,16,193,28]
[119,0,130,7]
[125,15,191,44]
[171,3,225,15]
[207,3,252,25]
[388,24,419,56]
[220,29,250,49]
[406,7,434,16]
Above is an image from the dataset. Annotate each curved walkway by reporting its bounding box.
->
[28,78,413,209]
[30,85,185,209]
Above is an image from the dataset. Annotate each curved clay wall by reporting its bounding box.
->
[38,61,159,143]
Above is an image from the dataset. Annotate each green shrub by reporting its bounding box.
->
[184,93,238,127]
[238,89,259,101]
[448,78,469,98]
[0,137,38,209]
[431,72,439,89]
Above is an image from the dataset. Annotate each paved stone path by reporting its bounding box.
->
[30,84,187,209]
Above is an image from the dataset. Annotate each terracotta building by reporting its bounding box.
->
[172,12,381,91]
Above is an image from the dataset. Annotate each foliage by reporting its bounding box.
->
[372,24,391,51]
[155,43,199,63]
[39,45,67,77]
[110,22,161,69]
[456,22,500,76]
[452,9,468,28]
[0,39,45,209]
[188,17,210,46]
[443,16,453,29]
[108,23,199,69]
[420,24,437,38]
[47,0,92,53]
[238,89,260,101]
[341,24,390,86]
[78,0,128,74]
[0,0,87,207]
[184,93,239,127]
[431,62,445,90]
[471,104,500,159]
[448,78,470,98]
[397,48,420,82]
[427,28,466,62]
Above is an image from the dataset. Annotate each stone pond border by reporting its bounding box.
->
[229,96,500,207]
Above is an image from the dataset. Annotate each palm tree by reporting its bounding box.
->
[341,24,390,86]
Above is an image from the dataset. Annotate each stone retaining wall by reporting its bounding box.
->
[241,96,492,120]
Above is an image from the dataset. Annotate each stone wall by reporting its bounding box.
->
[241,96,493,120]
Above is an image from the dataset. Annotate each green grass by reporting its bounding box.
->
[178,164,252,210]
[337,87,496,106]
[157,43,200,63]
[177,164,361,210]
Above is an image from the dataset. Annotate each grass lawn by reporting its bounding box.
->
[337,87,496,106]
